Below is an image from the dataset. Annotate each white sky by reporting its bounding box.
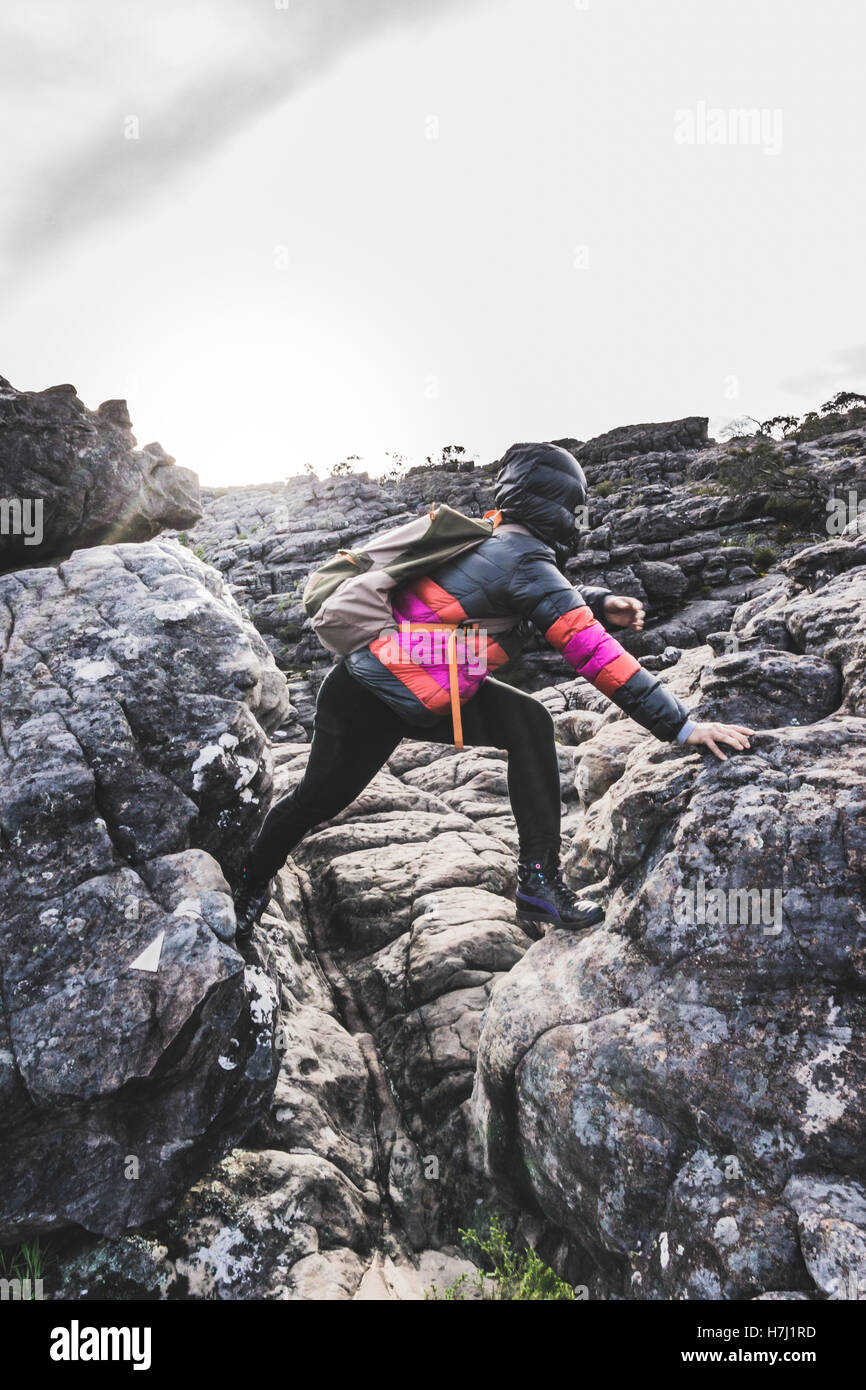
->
[1,0,864,485]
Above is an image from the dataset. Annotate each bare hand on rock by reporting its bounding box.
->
[684,721,753,761]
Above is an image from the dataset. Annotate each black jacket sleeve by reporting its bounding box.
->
[507,550,691,742]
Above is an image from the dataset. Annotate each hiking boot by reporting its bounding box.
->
[232,870,273,943]
[515,850,604,931]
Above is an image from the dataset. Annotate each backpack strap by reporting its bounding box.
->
[402,621,465,749]
[395,508,502,747]
[446,627,463,750]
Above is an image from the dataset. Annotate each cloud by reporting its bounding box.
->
[780,343,866,397]
[1,0,480,268]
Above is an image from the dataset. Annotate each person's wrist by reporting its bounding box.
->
[675,719,696,744]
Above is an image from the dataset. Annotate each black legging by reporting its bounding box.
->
[243,659,562,881]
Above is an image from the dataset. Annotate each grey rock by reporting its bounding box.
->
[0,542,291,1239]
[696,648,842,727]
[578,417,710,466]
[0,376,200,571]
[19,397,866,1299]
[473,548,866,1299]
[783,1176,866,1299]
[633,560,689,606]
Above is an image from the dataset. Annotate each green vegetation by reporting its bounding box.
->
[720,392,866,445]
[279,665,314,680]
[751,544,779,573]
[689,482,725,496]
[795,392,866,442]
[331,454,362,477]
[773,523,817,545]
[177,532,206,559]
[0,1238,51,1295]
[595,477,635,499]
[381,451,408,483]
[717,438,824,527]
[426,1215,576,1301]
[424,444,476,471]
[377,443,479,479]
[717,532,778,572]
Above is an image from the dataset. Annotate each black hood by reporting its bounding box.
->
[492,442,588,548]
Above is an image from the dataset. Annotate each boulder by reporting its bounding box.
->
[473,550,866,1299]
[0,541,292,1238]
[268,737,532,1248]
[783,1176,866,1300]
[695,648,842,728]
[0,377,200,571]
[633,560,689,606]
[578,417,709,467]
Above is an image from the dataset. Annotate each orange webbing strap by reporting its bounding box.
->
[447,627,463,749]
[483,509,503,527]
[403,621,465,749]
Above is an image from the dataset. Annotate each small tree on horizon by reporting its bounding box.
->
[381,451,407,482]
[719,390,865,447]
[820,390,866,416]
[330,453,361,477]
[718,415,761,442]
[424,443,476,468]
[758,414,801,441]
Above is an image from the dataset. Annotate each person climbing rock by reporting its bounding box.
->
[233,443,752,941]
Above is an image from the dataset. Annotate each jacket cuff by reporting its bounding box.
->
[581,586,613,625]
[675,719,696,744]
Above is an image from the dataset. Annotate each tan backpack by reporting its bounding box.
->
[302,503,516,746]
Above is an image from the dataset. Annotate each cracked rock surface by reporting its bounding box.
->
[0,541,291,1238]
[5,396,865,1299]
[53,851,491,1299]
[473,542,866,1299]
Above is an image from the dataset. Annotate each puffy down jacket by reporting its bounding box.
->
[345,443,691,742]
[348,442,695,750]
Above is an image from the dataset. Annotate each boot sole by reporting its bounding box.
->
[517,903,604,931]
